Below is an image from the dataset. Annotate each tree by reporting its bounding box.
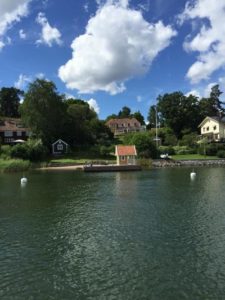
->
[209,84,225,117]
[118,106,131,118]
[133,111,145,125]
[0,87,23,117]
[147,105,157,128]
[123,132,159,158]
[20,79,66,146]
[157,92,201,139]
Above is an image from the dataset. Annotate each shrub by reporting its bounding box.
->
[0,145,12,159]
[173,145,195,155]
[158,146,175,155]
[217,150,225,158]
[124,132,159,159]
[10,139,48,161]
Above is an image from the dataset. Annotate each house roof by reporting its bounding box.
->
[52,139,68,146]
[106,118,141,126]
[0,119,28,132]
[115,145,137,156]
[199,116,225,127]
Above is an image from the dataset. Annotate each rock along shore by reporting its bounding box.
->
[152,159,225,168]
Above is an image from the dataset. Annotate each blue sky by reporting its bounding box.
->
[1,0,225,121]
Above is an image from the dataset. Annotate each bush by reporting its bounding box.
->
[10,139,48,161]
[217,150,225,158]
[0,145,12,158]
[173,145,196,155]
[198,143,225,156]
[158,146,175,155]
[123,132,159,159]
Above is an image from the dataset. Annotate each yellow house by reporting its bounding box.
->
[115,145,137,165]
[199,116,225,142]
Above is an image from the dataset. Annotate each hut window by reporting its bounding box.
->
[213,126,217,130]
[121,156,125,161]
[206,127,209,131]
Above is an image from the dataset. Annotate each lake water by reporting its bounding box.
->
[1,168,225,299]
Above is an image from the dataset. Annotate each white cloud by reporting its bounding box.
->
[36,12,62,47]
[185,89,201,98]
[19,29,26,39]
[14,74,32,89]
[137,95,143,102]
[87,98,100,114]
[58,1,176,94]
[180,0,225,84]
[0,0,31,50]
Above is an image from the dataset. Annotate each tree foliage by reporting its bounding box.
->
[0,87,23,117]
[20,79,66,146]
[123,132,158,158]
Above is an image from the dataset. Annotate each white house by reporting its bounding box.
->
[199,116,225,142]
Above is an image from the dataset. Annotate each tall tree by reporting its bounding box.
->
[209,84,225,117]
[0,87,23,117]
[157,92,200,138]
[118,106,131,118]
[147,105,157,128]
[132,111,145,125]
[20,79,66,146]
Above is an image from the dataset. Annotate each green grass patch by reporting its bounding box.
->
[171,154,219,160]
[0,159,31,172]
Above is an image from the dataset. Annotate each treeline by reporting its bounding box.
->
[148,84,225,139]
[0,79,113,151]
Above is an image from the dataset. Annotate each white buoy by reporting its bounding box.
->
[190,171,196,180]
[21,177,28,186]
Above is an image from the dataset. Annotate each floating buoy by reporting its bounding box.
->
[190,171,196,180]
[21,177,28,186]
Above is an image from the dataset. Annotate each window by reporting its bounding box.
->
[121,156,125,161]
[4,131,13,137]
[206,127,209,131]
[213,126,217,131]
[17,131,22,136]
[4,138,14,143]
[203,127,205,132]
[57,144,63,151]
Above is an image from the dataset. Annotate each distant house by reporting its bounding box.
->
[106,118,145,136]
[199,116,225,142]
[52,139,68,155]
[115,145,137,165]
[0,118,31,144]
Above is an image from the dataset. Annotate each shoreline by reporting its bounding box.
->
[152,159,225,168]
[40,159,225,171]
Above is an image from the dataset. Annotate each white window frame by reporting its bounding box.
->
[4,131,13,137]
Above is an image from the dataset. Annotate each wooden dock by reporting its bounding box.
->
[83,165,142,172]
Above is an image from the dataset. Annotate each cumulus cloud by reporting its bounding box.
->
[19,29,26,39]
[58,1,176,94]
[185,89,201,98]
[14,74,32,89]
[87,98,100,114]
[180,0,225,84]
[36,12,62,46]
[0,0,31,50]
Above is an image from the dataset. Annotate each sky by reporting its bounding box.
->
[1,0,225,121]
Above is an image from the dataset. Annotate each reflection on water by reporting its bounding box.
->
[1,168,225,299]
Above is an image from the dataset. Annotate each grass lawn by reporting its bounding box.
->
[171,154,219,160]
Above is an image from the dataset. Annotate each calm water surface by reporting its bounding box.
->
[1,168,225,299]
